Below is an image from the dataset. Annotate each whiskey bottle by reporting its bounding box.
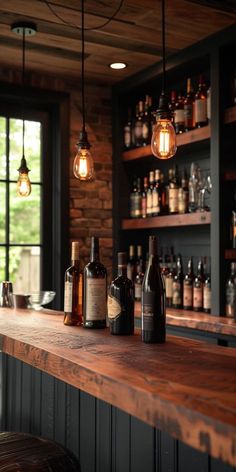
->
[83,236,107,328]
[184,78,194,131]
[141,176,148,218]
[193,258,204,311]
[183,257,194,310]
[175,92,185,134]
[147,171,154,217]
[127,245,137,284]
[64,241,83,326]
[203,269,211,314]
[152,169,161,216]
[169,165,179,214]
[130,177,141,218]
[195,75,207,128]
[172,254,183,309]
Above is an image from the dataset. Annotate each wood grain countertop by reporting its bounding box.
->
[135,302,236,338]
[0,307,235,466]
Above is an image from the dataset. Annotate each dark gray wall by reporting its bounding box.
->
[0,353,235,472]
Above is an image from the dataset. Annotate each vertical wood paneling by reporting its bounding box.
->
[130,416,155,472]
[159,431,178,472]
[211,457,236,472]
[112,407,131,472]
[41,371,55,440]
[21,362,32,433]
[30,366,42,436]
[0,353,6,431]
[79,391,96,472]
[96,399,112,472]
[54,378,67,445]
[178,441,208,472]
[65,384,80,458]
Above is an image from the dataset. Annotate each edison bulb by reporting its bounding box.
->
[73,147,94,181]
[151,119,177,160]
[16,172,31,197]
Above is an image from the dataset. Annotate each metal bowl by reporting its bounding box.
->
[29,291,56,310]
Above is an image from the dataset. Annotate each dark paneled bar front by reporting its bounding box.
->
[0,1,236,471]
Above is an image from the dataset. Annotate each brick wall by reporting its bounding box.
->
[0,68,113,279]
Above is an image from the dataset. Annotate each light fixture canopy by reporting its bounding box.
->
[151,0,177,160]
[73,0,94,181]
[11,21,37,197]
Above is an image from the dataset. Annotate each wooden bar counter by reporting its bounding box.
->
[0,307,235,467]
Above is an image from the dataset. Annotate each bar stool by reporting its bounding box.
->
[0,431,81,471]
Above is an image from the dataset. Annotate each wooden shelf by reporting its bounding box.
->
[225,249,236,260]
[122,125,210,162]
[224,106,236,125]
[122,212,211,230]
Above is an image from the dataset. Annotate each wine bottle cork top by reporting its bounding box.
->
[71,241,79,260]
[149,235,158,256]
[118,252,127,268]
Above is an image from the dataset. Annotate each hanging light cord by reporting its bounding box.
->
[161,0,166,94]
[43,0,125,31]
[22,26,26,157]
[81,0,85,132]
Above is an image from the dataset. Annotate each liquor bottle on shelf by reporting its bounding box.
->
[160,172,168,215]
[184,78,194,131]
[231,190,236,249]
[169,165,180,214]
[225,262,236,319]
[142,97,150,146]
[147,171,154,217]
[178,168,189,214]
[64,241,83,326]
[130,177,141,218]
[193,258,204,311]
[133,102,143,147]
[175,92,185,134]
[141,176,148,218]
[172,254,183,308]
[148,95,156,135]
[188,162,198,213]
[203,265,211,314]
[127,245,137,284]
[141,235,166,343]
[108,252,134,334]
[161,248,170,285]
[136,245,143,273]
[123,107,132,149]
[206,86,211,123]
[195,74,208,128]
[165,259,175,308]
[183,257,194,310]
[152,169,161,216]
[169,90,177,126]
[83,237,107,328]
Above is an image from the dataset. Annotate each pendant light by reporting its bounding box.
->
[73,0,94,181]
[11,22,37,196]
[151,0,177,160]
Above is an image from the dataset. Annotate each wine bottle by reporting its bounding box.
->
[134,101,143,147]
[172,254,183,308]
[183,257,194,310]
[226,262,236,319]
[83,237,107,328]
[152,169,161,216]
[108,252,134,335]
[169,165,179,214]
[142,97,150,146]
[130,177,141,218]
[175,92,185,134]
[141,176,148,218]
[141,235,166,343]
[193,258,204,311]
[64,241,83,326]
[203,271,211,314]
[147,171,154,217]
[135,247,145,301]
[123,107,132,149]
[127,245,137,284]
[165,259,175,308]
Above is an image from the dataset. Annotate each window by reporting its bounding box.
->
[0,85,70,309]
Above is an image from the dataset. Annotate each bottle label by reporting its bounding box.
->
[175,109,185,124]
[147,192,152,215]
[64,281,72,312]
[142,121,149,140]
[134,121,142,138]
[107,295,121,320]
[135,283,142,300]
[85,278,107,321]
[172,281,182,305]
[203,286,211,310]
[130,194,141,218]
[165,277,173,298]
[169,188,179,213]
[142,292,165,332]
[178,189,188,214]
[183,283,193,307]
[195,99,207,124]
[152,190,160,214]
[193,285,203,308]
[184,104,193,120]
[141,196,147,218]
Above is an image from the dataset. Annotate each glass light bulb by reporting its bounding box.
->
[73,147,94,181]
[151,118,177,159]
[16,171,31,197]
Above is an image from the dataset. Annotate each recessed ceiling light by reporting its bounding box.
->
[109,62,127,70]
